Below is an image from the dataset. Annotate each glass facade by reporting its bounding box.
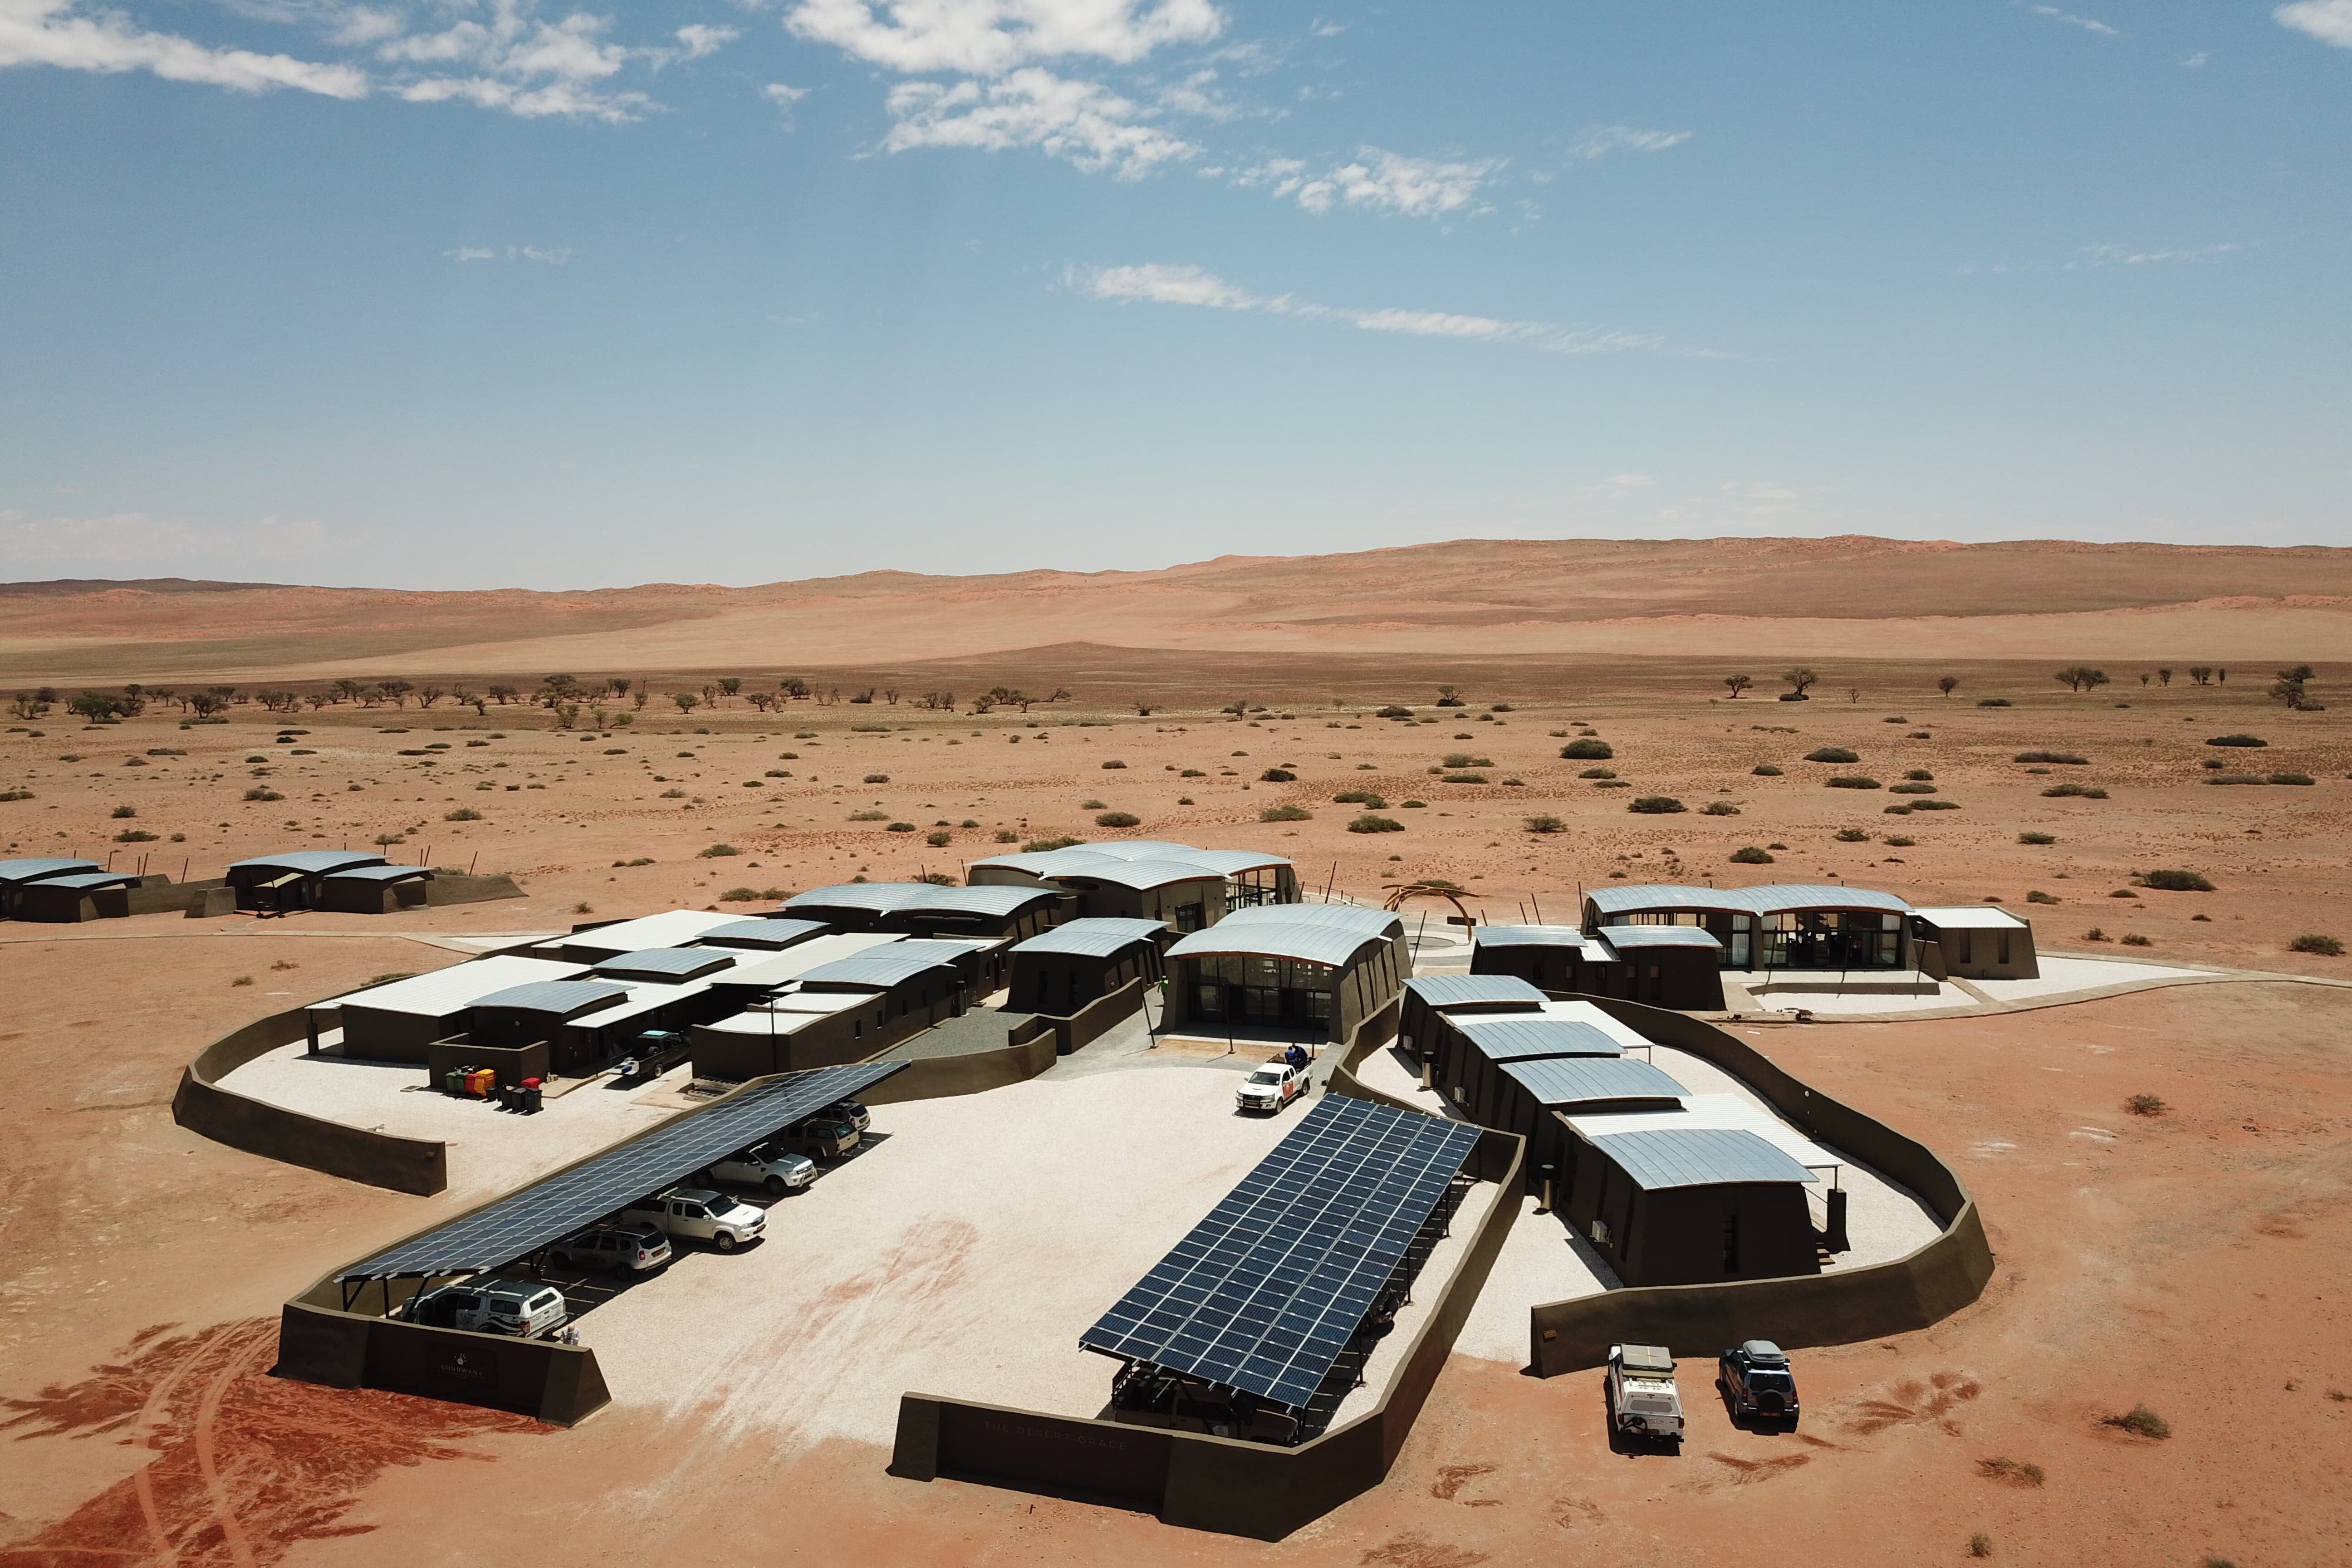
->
[1607,907,1904,969]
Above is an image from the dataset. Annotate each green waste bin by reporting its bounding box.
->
[443,1067,469,1096]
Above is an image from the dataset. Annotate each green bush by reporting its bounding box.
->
[1441,772,1489,784]
[1523,815,1565,834]
[2014,750,2087,764]
[2042,782,2107,798]
[2141,869,2214,892]
[113,828,158,843]
[1560,738,1613,760]
[1024,835,1081,853]
[1627,795,1686,814]
[1804,747,1859,764]
[445,807,483,821]
[1260,804,1313,822]
[1730,846,1774,863]
[2027,890,2058,904]
[886,822,916,833]
[1910,798,1961,810]
[926,829,953,846]
[1348,813,1405,833]
[2019,831,2056,844]
[863,773,890,783]
[1579,767,1617,779]
[242,787,282,801]
[994,829,1019,843]
[1751,764,1783,776]
[1904,768,1933,781]
[1833,828,1869,842]
[1333,789,1387,808]
[719,887,761,902]
[1259,768,1295,783]
[1826,775,1881,789]
[1399,799,1428,808]
[1700,801,1740,815]
[1888,781,1937,794]
[1376,705,1413,718]
[848,809,889,821]
[2204,773,2266,785]
[2289,933,2344,956]
[1094,810,1141,828]
[2268,772,2315,785]
[699,843,742,858]
[2106,1405,2171,1440]
[2205,734,2267,747]
[1442,753,1494,768]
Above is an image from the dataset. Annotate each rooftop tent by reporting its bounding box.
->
[590,947,739,983]
[692,917,831,952]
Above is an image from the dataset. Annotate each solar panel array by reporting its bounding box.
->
[1080,1096,1483,1410]
[338,1062,905,1281]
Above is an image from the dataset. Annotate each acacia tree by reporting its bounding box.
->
[2270,664,2317,710]
[2157,667,2173,686]
[2187,666,2213,686]
[1781,667,1818,698]
[2054,666,2110,692]
[716,677,742,701]
[1723,674,1752,699]
[378,678,415,707]
[417,685,443,708]
[1937,676,1959,698]
[672,691,700,714]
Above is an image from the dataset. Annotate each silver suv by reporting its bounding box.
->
[401,1279,569,1338]
[547,1221,671,1273]
[707,1144,817,1196]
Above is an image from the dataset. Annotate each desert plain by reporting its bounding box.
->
[2,536,2351,1568]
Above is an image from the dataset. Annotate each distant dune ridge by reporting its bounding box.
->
[4,536,2350,683]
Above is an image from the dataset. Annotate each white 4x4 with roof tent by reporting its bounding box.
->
[1606,1343,1685,1442]
[619,1187,767,1252]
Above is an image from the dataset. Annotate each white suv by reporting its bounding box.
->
[401,1280,569,1338]
[1236,1062,1306,1114]
[620,1187,768,1253]
[706,1144,817,1196]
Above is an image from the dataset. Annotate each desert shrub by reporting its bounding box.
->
[1400,799,1428,808]
[1560,739,1613,760]
[1911,799,1961,810]
[1441,772,1490,784]
[1804,746,1859,763]
[1751,764,1783,776]
[1700,801,1740,815]
[994,829,1018,843]
[113,828,158,843]
[2019,831,2056,845]
[1904,768,1934,781]
[719,887,761,902]
[1523,815,1565,834]
[1968,1534,1992,1559]
[2288,933,2344,956]
[1442,753,1493,768]
[2029,889,2061,903]
[1833,827,1870,842]
[848,809,889,821]
[243,787,282,801]
[1180,768,1205,778]
[1579,767,1617,779]
[926,829,953,846]
[1102,760,1127,769]
[1259,768,1296,783]
[863,773,890,783]
[2204,774,2266,785]
[0,789,31,802]
[886,822,916,833]
[660,787,686,798]
[2205,733,2267,747]
[699,843,742,858]
[2268,772,2315,785]
[1976,697,2010,706]
[1376,704,1413,718]
[1024,835,1080,852]
[445,807,483,821]
[1261,804,1313,822]
[1884,804,1913,815]
[2042,782,2107,798]
[1826,775,1882,789]
[2106,1405,2171,1440]
[1627,796,1686,814]
[1081,798,1107,809]
[2085,926,2109,941]
[1094,810,1141,828]
[2121,933,2151,946]
[1348,813,1404,833]
[1884,834,1915,846]
[2110,888,2138,898]
[2014,750,2087,764]
[1333,789,1387,808]
[1595,779,1632,789]
[1977,1458,2046,1487]
[2125,1093,2167,1116]
[1889,781,1937,794]
[2141,869,2214,892]
[1730,846,1774,863]
[110,803,137,818]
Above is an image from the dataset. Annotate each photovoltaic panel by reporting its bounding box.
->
[338,1062,904,1281]
[1079,1096,1482,1411]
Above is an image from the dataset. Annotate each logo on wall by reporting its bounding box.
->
[435,1348,495,1385]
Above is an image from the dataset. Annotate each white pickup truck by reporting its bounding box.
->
[620,1187,768,1253]
[1606,1343,1685,1442]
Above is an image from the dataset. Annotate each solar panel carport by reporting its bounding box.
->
[335,1062,907,1299]
[1082,1096,1484,1445]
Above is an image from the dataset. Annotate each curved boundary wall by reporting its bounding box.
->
[1514,994,1994,1377]
[173,1006,447,1196]
[890,998,1537,1542]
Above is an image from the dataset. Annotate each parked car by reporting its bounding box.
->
[776,1114,860,1161]
[1605,1343,1684,1442]
[546,1221,671,1274]
[706,1143,817,1196]
[1235,1062,1307,1114]
[401,1279,568,1338]
[619,1187,768,1252]
[1718,1340,1800,1422]
[821,1097,872,1133]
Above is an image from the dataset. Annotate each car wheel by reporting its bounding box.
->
[714,1231,738,1254]
[765,1176,786,1196]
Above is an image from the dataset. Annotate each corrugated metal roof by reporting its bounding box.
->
[1471,924,1597,951]
[1534,1000,1659,1054]
[1584,1127,1820,1190]
[470,979,632,1016]
[1011,917,1170,958]
[321,864,432,883]
[1049,858,1229,891]
[693,917,831,950]
[1405,975,1548,1008]
[228,849,388,876]
[27,870,143,890]
[1499,1055,1687,1108]
[314,956,589,1017]
[1564,1093,1838,1168]
[784,882,1055,917]
[1219,902,1401,938]
[1452,1015,1625,1061]
[553,909,751,957]
[969,841,1291,882]
[0,858,101,884]
[1599,924,1725,951]
[794,942,973,989]
[1166,920,1386,968]
[1587,882,1911,919]
[591,947,737,980]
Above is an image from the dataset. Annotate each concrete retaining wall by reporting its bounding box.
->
[172,1007,448,1196]
[277,1290,608,1426]
[1037,975,1147,1055]
[859,1019,1060,1105]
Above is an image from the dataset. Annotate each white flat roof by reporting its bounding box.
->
[544,909,748,959]
[708,931,910,989]
[1911,906,2031,930]
[311,955,588,1018]
[1564,1093,1840,1170]
[1533,1000,1657,1055]
[760,988,868,1016]
[699,1008,833,1036]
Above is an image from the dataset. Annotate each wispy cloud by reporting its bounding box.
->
[784,0,1223,76]
[444,243,573,264]
[1566,124,1691,161]
[2027,4,2120,36]
[882,68,1194,177]
[1234,147,1503,218]
[671,23,738,60]
[2276,0,2352,47]
[0,507,339,566]
[1067,262,1717,357]
[0,0,369,98]
[2181,49,2209,67]
[2073,241,2246,267]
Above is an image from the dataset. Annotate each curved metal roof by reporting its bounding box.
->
[27,871,143,891]
[321,863,433,882]
[1472,924,1598,951]
[0,857,101,885]
[1011,917,1170,958]
[1451,1015,1625,1061]
[1049,858,1231,891]
[1586,882,1912,919]
[591,947,737,980]
[1498,1055,1687,1108]
[1583,1127,1820,1190]
[694,917,831,950]
[1404,975,1548,1008]
[785,882,1057,917]
[229,849,389,877]
[794,941,974,989]
[968,841,1292,881]
[1166,920,1386,969]
[1218,902,1401,939]
[469,979,631,1016]
[1599,925,1725,951]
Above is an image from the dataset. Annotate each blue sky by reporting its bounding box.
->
[2,0,2348,589]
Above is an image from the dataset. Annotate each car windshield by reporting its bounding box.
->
[1248,1067,1283,1082]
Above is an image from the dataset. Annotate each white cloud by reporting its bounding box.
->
[2181,50,2209,67]
[2028,4,2119,36]
[674,23,739,58]
[0,0,368,97]
[785,0,1223,76]
[1068,261,1697,356]
[442,244,572,263]
[1237,146,1502,218]
[882,67,1194,177]
[0,507,337,566]
[1565,124,1691,162]
[762,79,809,122]
[2276,0,2352,46]
[1604,474,1653,488]
[2073,241,2245,267]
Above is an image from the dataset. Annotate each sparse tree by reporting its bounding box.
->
[186,691,229,718]
[2187,665,2213,686]
[1136,699,1156,715]
[378,678,414,707]
[632,687,648,710]
[2217,666,2228,684]
[1435,684,1465,707]
[2139,672,2151,685]
[417,685,443,708]
[611,677,631,697]
[116,685,147,717]
[672,691,699,714]
[486,684,518,706]
[747,692,776,712]
[8,691,45,720]
[69,690,118,722]
[1781,667,1818,698]
[780,676,810,701]
[557,703,581,729]
[716,677,741,701]
[2157,667,2173,686]
[884,688,900,705]
[973,694,997,714]
[1847,686,1863,703]
[539,674,582,703]
[2054,666,2110,693]
[457,689,487,715]
[2270,664,2317,710]
[1723,674,1752,699]
[1937,676,1959,698]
